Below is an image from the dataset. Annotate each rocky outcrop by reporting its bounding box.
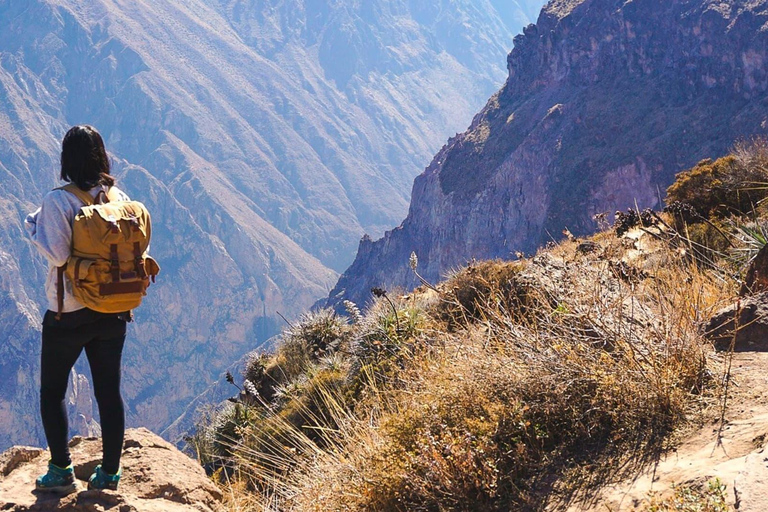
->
[0,1,545,450]
[735,445,768,511]
[326,0,768,309]
[704,293,768,352]
[0,428,222,512]
[741,244,768,295]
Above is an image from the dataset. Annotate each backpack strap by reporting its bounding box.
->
[52,184,89,320]
[58,184,96,206]
[58,184,121,205]
[55,265,66,321]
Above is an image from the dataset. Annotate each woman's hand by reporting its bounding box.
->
[25,208,40,237]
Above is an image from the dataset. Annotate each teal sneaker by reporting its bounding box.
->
[35,461,76,493]
[87,464,121,490]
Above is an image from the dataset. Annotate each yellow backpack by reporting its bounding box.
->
[56,184,160,319]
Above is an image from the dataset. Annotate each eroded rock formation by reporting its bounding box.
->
[326,0,768,309]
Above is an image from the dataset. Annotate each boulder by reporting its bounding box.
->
[703,293,768,352]
[741,245,768,296]
[734,445,768,511]
[0,428,222,511]
[0,447,44,478]
[576,240,600,254]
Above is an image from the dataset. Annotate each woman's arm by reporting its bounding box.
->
[27,191,72,267]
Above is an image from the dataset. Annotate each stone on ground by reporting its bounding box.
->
[735,445,768,511]
[703,292,768,351]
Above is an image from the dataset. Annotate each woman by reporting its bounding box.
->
[26,125,129,492]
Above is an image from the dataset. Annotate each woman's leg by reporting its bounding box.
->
[40,313,86,468]
[84,317,126,475]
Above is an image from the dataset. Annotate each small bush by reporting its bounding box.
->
[435,260,534,330]
[614,208,657,237]
[190,311,352,468]
[666,155,768,220]
[184,405,221,466]
[374,379,514,510]
[347,297,426,397]
[644,478,730,512]
[240,366,349,466]
[680,218,733,262]
[733,136,768,173]
[278,367,348,443]
[211,402,261,459]
[277,308,351,380]
[242,352,282,403]
[661,141,768,266]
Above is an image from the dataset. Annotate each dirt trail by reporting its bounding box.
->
[569,351,768,511]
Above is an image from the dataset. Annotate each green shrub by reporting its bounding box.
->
[233,367,352,487]
[663,141,768,266]
[644,478,730,512]
[666,155,768,220]
[680,218,733,264]
[242,352,282,403]
[278,367,348,444]
[347,297,425,397]
[434,260,534,330]
[276,308,351,380]
[211,402,261,458]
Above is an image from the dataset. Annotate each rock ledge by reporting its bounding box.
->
[0,428,222,511]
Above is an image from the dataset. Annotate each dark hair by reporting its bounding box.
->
[60,125,115,190]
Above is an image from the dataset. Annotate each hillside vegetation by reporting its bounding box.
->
[191,141,768,510]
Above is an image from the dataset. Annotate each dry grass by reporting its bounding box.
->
[197,142,768,510]
[198,228,737,512]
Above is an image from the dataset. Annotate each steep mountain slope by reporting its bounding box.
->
[0,0,545,449]
[326,0,768,309]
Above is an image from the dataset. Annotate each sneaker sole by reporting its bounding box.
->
[35,483,77,494]
[87,483,118,491]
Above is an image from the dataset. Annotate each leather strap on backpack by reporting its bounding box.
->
[59,183,119,205]
[133,242,147,278]
[110,244,120,283]
[55,265,66,321]
[60,184,95,206]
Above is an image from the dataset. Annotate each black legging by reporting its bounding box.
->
[40,309,126,475]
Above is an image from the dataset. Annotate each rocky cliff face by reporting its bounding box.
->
[326,0,768,309]
[0,0,545,450]
[0,428,223,511]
